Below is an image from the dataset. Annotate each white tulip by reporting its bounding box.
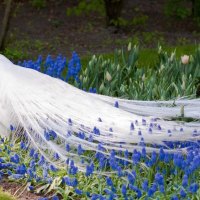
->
[181,55,189,65]
[128,42,132,51]
[106,71,112,81]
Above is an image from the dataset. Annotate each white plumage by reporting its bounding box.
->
[0,54,199,170]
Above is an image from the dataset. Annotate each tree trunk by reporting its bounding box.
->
[0,0,13,51]
[192,0,200,18]
[104,0,124,27]
[191,0,194,16]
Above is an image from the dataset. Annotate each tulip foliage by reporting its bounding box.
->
[81,45,200,100]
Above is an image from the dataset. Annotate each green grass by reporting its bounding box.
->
[147,44,196,64]
[0,189,16,200]
[81,44,197,69]
[138,44,196,67]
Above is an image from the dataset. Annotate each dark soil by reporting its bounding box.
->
[0,0,200,60]
[0,179,44,200]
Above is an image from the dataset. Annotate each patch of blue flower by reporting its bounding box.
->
[0,132,200,199]
[0,52,199,199]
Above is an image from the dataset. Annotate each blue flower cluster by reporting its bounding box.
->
[18,52,99,94]
[0,121,200,200]
[18,52,81,84]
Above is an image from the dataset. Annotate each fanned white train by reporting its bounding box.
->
[0,54,199,170]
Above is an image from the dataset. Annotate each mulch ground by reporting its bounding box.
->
[0,0,200,59]
[0,179,44,200]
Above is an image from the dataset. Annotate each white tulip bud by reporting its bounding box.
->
[128,42,132,51]
[160,65,165,71]
[158,46,162,54]
[181,55,189,65]
[83,77,87,84]
[142,74,145,82]
[99,82,104,92]
[170,52,175,61]
[106,71,112,82]
[181,82,186,91]
[189,55,193,62]
[84,68,88,75]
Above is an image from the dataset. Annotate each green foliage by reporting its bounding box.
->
[3,39,51,61]
[3,48,27,61]
[0,189,16,200]
[131,15,148,27]
[164,0,191,19]
[66,0,105,17]
[111,17,128,27]
[111,15,148,28]
[30,0,46,9]
[142,32,165,46]
[80,44,200,100]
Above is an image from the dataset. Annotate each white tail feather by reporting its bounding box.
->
[0,54,199,170]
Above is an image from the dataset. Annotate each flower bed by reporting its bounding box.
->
[0,46,199,199]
